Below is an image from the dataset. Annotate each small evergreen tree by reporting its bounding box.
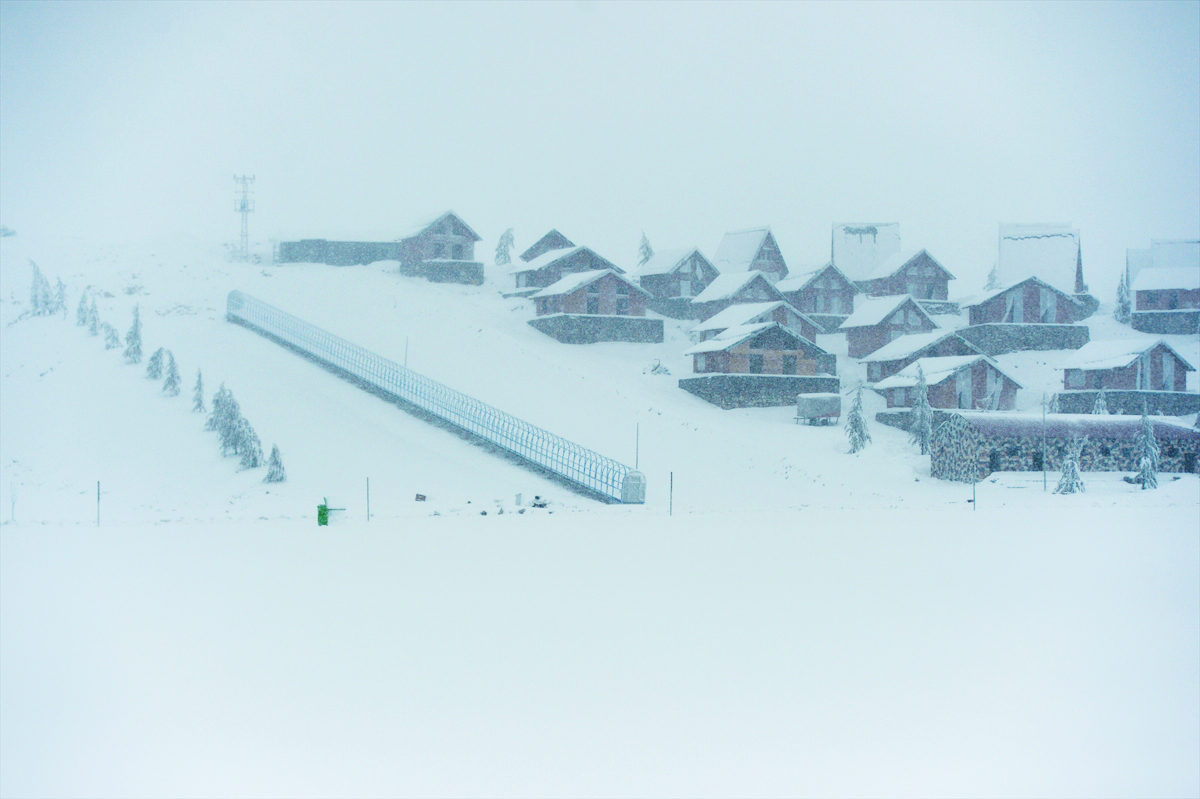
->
[146,347,165,379]
[102,323,120,349]
[983,264,1001,291]
[205,383,229,431]
[1048,393,1060,414]
[845,386,871,453]
[237,419,264,468]
[908,364,933,455]
[29,261,52,315]
[76,291,90,326]
[162,351,181,396]
[263,444,286,483]
[1114,267,1132,325]
[638,231,654,267]
[123,305,142,364]
[1134,409,1159,489]
[1054,437,1087,494]
[54,277,67,316]
[218,391,244,456]
[87,299,99,335]
[1092,388,1108,415]
[495,228,515,266]
[192,370,206,413]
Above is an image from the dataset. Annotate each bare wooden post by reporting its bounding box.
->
[367,477,370,522]
[669,471,673,517]
[96,481,100,526]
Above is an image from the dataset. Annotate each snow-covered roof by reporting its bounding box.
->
[509,245,623,276]
[1131,265,1200,293]
[861,249,955,282]
[691,301,793,333]
[775,262,856,295]
[712,228,770,273]
[860,331,982,363]
[691,271,782,304]
[629,247,702,278]
[530,269,646,299]
[519,230,575,261]
[838,295,936,330]
[937,411,1200,441]
[874,355,1021,390]
[997,223,1080,295]
[962,275,1081,309]
[1151,240,1200,272]
[396,210,482,243]
[682,322,822,356]
[1059,338,1196,372]
[831,223,902,282]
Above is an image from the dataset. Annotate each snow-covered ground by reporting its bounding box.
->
[2,234,1198,797]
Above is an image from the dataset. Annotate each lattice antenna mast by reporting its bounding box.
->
[234,175,255,262]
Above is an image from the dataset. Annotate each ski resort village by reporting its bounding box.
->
[2,3,1198,797]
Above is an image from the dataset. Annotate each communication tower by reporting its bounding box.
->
[234,175,255,262]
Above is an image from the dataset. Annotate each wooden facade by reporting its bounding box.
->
[686,324,833,376]
[512,247,623,291]
[1062,342,1193,392]
[876,356,1020,410]
[533,270,648,317]
[776,263,858,316]
[856,249,953,300]
[712,228,789,283]
[519,230,575,262]
[397,212,481,268]
[967,277,1078,325]
[840,296,938,359]
[691,272,788,321]
[863,332,984,383]
[635,249,720,300]
[692,300,819,343]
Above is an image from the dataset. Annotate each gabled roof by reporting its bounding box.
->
[691,270,784,304]
[1059,338,1196,372]
[520,230,575,262]
[509,245,624,275]
[860,330,984,363]
[531,268,648,299]
[838,295,937,330]
[690,300,808,334]
[962,275,1081,309]
[397,210,482,243]
[935,411,1200,441]
[1131,265,1200,293]
[775,261,859,295]
[629,247,711,278]
[862,248,955,282]
[832,222,902,282]
[712,227,771,273]
[682,322,825,356]
[874,355,1021,390]
[997,223,1081,295]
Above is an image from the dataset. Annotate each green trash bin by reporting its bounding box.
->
[317,504,328,526]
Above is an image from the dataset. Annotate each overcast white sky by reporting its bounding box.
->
[1,0,1197,294]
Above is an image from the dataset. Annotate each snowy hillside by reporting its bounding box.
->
[2,234,1198,797]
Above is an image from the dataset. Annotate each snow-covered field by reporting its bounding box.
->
[2,235,1198,797]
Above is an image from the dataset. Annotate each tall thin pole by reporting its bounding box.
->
[669,471,673,517]
[367,477,370,522]
[635,424,639,470]
[1042,391,1048,491]
[96,481,100,526]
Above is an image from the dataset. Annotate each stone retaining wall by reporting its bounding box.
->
[678,374,840,409]
[528,314,664,344]
[956,323,1090,356]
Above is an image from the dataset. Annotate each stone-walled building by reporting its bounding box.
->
[631,248,721,319]
[511,246,624,293]
[862,331,985,383]
[1061,339,1194,392]
[527,269,662,344]
[690,271,788,321]
[691,300,819,344]
[838,295,939,358]
[712,227,789,283]
[396,211,484,284]
[966,276,1079,325]
[775,262,859,333]
[854,249,954,301]
[519,230,575,263]
[931,412,1200,482]
[1130,258,1200,335]
[874,355,1021,410]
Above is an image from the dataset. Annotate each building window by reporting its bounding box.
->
[1066,370,1084,389]
[452,242,465,259]
[432,242,447,259]
[696,354,707,372]
[1032,450,1043,471]
[616,295,629,314]
[988,450,1001,472]
[868,362,881,381]
[749,354,764,374]
[783,355,798,374]
[587,285,600,314]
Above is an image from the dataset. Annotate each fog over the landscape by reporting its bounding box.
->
[1,1,1198,296]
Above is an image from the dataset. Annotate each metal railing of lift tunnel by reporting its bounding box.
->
[225,291,645,503]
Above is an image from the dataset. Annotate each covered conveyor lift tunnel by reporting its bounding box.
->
[225,291,646,504]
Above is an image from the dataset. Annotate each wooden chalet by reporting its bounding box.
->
[861,330,985,383]
[683,322,834,377]
[690,271,787,321]
[1130,258,1200,335]
[931,411,1200,482]
[519,230,575,262]
[690,300,819,343]
[631,248,720,300]
[853,249,954,300]
[510,246,623,293]
[396,211,483,283]
[712,227,789,283]
[874,355,1021,410]
[1061,339,1194,392]
[838,295,939,358]
[965,276,1080,325]
[775,262,859,331]
[531,269,648,317]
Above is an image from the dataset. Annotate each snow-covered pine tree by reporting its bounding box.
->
[192,370,206,413]
[146,347,165,379]
[29,262,52,316]
[908,364,933,455]
[1092,388,1108,414]
[263,444,286,483]
[218,392,244,456]
[495,228,515,266]
[1114,267,1132,325]
[54,278,67,317]
[87,299,99,335]
[237,419,264,469]
[1054,437,1086,494]
[983,264,1001,291]
[76,291,89,326]
[123,305,142,364]
[1048,393,1060,414]
[162,351,181,396]
[1134,409,1159,489]
[205,384,228,431]
[845,386,871,453]
[638,231,654,267]
[102,323,121,349]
